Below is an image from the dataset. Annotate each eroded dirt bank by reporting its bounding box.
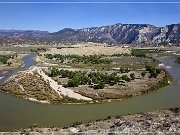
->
[9,107,180,135]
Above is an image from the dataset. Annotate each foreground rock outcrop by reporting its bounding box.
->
[14,107,180,135]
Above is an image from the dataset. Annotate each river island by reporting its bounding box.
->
[0,43,174,104]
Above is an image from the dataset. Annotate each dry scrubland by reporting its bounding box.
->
[0,43,172,103]
[0,67,92,103]
[43,44,131,56]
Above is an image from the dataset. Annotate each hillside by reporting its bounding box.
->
[0,23,180,45]
[49,23,180,45]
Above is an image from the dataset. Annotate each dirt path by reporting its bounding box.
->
[31,66,92,101]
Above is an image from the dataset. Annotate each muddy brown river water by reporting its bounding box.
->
[0,54,179,130]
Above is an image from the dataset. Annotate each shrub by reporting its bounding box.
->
[107,116,112,119]
[45,54,112,64]
[93,82,105,89]
[130,73,135,80]
[141,71,146,78]
[131,49,146,57]
[50,67,59,77]
[175,57,180,64]
[116,115,121,119]
[121,75,131,82]
[120,68,130,73]
[0,55,11,64]
[145,65,161,78]
[67,79,80,87]
[31,123,39,128]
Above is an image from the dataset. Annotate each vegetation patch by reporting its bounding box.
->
[46,63,168,102]
[30,48,47,53]
[131,48,164,57]
[0,55,11,64]
[0,54,22,73]
[0,72,62,103]
[44,53,158,70]
[45,54,112,64]
[50,67,135,89]
[175,57,180,64]
[0,46,172,104]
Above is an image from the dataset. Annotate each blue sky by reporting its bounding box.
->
[0,0,180,32]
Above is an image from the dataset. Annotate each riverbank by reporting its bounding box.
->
[0,66,172,104]
[31,46,172,104]
[9,107,179,134]
[175,57,180,64]
[0,53,25,74]
[0,53,179,131]
[0,47,174,104]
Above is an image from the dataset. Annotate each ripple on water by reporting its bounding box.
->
[158,64,165,67]
[158,64,171,69]
[165,66,171,69]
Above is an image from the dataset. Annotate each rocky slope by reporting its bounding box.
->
[49,23,180,45]
[14,107,180,135]
[0,23,180,45]
[0,29,49,37]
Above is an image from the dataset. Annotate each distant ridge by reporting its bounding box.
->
[0,23,180,45]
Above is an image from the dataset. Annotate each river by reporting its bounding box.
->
[0,54,37,84]
[0,54,179,130]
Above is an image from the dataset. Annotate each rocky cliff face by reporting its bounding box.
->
[0,23,180,45]
[49,23,180,44]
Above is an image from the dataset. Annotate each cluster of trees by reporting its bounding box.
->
[45,54,112,64]
[57,46,76,49]
[119,68,130,73]
[50,67,133,89]
[145,65,161,78]
[131,49,146,57]
[30,48,47,53]
[0,55,11,64]
[121,75,131,82]
[111,53,130,57]
[131,49,162,57]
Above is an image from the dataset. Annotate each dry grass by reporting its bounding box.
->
[0,71,61,103]
[42,44,131,56]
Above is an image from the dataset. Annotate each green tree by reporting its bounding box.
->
[156,69,161,74]
[50,67,59,77]
[130,73,135,80]
[141,71,146,78]
[7,62,12,67]
[121,75,131,82]
[93,82,105,89]
[67,78,80,87]
[150,70,158,78]
[145,65,152,71]
[120,68,130,73]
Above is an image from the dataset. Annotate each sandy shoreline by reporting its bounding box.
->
[26,97,50,104]
[0,65,171,104]
[30,66,92,101]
